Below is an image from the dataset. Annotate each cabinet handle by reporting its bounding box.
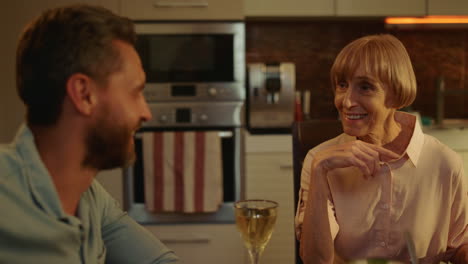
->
[279,164,293,170]
[154,0,208,8]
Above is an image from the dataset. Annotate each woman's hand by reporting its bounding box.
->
[312,140,400,179]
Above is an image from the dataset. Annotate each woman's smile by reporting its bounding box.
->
[343,112,368,121]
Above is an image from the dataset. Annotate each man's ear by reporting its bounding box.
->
[65,73,98,116]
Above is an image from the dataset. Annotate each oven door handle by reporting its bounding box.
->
[135,131,233,139]
[154,0,208,8]
[218,131,233,138]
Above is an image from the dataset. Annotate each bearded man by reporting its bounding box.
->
[0,4,179,264]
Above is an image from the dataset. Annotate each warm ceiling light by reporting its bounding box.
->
[386,16,468,24]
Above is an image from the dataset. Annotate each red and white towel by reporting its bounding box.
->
[142,131,223,213]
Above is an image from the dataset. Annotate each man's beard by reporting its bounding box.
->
[83,115,137,170]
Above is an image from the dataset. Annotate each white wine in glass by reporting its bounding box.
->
[234,199,278,264]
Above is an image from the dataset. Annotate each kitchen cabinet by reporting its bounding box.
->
[246,0,468,17]
[244,0,334,17]
[336,0,425,16]
[120,0,243,21]
[145,224,245,264]
[244,133,296,264]
[428,0,468,15]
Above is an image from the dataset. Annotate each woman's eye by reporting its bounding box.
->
[359,82,374,91]
[336,82,348,90]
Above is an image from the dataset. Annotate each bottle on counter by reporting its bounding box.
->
[294,91,303,122]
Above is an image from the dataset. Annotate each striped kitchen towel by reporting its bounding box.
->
[142,131,223,213]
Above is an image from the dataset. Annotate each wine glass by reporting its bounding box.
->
[234,199,278,264]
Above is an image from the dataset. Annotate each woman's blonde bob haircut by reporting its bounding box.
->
[330,34,417,109]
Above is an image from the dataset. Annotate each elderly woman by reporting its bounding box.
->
[295,34,468,264]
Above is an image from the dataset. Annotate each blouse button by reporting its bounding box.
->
[380,241,387,247]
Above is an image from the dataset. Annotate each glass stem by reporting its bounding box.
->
[248,249,261,264]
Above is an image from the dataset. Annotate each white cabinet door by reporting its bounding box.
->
[145,224,245,264]
[428,0,468,15]
[245,151,295,264]
[336,0,425,16]
[120,0,243,20]
[244,0,334,16]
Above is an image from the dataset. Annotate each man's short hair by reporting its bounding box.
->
[16,4,136,126]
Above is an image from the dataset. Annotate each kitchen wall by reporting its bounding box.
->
[0,0,119,144]
[246,19,468,120]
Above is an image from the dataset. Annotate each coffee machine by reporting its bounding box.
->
[247,62,295,133]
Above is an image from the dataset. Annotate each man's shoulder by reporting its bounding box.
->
[83,180,121,210]
[0,143,23,182]
[86,180,111,198]
[0,144,30,214]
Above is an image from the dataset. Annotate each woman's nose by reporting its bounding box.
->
[342,87,357,108]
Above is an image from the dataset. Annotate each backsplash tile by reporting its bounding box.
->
[246,20,468,120]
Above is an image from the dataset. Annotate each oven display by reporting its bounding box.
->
[171,85,196,96]
[176,108,191,123]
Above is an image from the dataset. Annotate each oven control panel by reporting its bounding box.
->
[143,83,245,102]
[143,101,244,128]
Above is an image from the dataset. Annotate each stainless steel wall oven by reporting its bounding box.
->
[124,22,245,224]
[134,22,245,102]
